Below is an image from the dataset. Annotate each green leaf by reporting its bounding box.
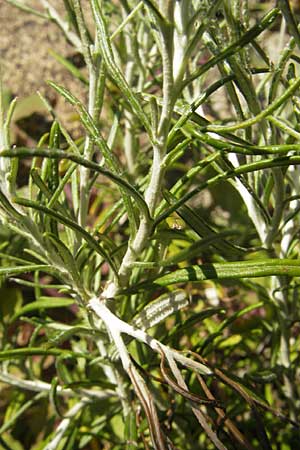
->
[0,347,93,361]
[30,168,52,199]
[91,0,153,142]
[201,302,264,353]
[166,307,224,343]
[0,264,55,278]
[49,377,64,418]
[156,259,300,284]
[154,155,300,227]
[0,433,24,450]
[47,81,120,172]
[204,75,300,133]
[44,323,105,345]
[0,147,151,222]
[13,197,118,274]
[125,259,300,293]
[184,8,280,87]
[278,0,300,50]
[47,162,77,209]
[125,411,138,450]
[46,233,82,287]
[165,196,244,259]
[45,84,139,232]
[184,124,300,156]
[162,231,241,266]
[0,189,23,220]
[55,354,75,384]
[10,296,75,322]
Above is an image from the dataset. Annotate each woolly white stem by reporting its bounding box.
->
[0,372,116,400]
[88,297,211,375]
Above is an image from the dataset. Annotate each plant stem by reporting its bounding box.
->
[88,297,211,375]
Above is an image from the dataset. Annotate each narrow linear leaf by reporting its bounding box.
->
[46,233,82,287]
[278,0,300,49]
[200,302,264,351]
[47,325,105,345]
[154,155,300,227]
[166,307,225,343]
[47,81,120,172]
[10,277,70,291]
[13,197,118,274]
[185,125,300,156]
[48,162,77,209]
[0,147,151,222]
[30,168,52,199]
[184,8,280,87]
[50,377,65,418]
[125,259,300,293]
[125,410,138,450]
[10,297,75,323]
[0,265,55,277]
[0,347,93,361]
[204,76,300,133]
[162,231,241,266]
[168,74,236,144]
[154,259,300,286]
[166,196,244,258]
[91,0,154,142]
[142,0,168,25]
[0,189,23,220]
[0,253,39,265]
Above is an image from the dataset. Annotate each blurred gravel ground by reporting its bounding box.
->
[0,1,87,137]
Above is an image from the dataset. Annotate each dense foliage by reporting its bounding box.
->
[0,1,300,449]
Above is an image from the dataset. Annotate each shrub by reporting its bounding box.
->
[0,1,300,448]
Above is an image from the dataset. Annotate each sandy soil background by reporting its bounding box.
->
[0,1,88,137]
